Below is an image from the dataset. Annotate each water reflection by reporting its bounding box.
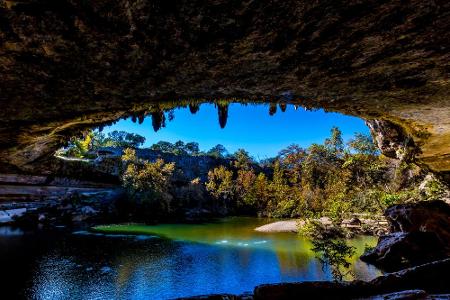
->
[0,219,381,299]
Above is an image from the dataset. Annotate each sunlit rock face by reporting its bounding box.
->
[0,0,449,177]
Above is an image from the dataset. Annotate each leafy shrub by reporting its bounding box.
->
[311,238,356,281]
[121,148,175,221]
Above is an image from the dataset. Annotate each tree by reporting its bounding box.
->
[91,131,107,149]
[205,166,234,209]
[103,130,146,148]
[121,148,175,220]
[151,141,175,152]
[235,169,257,208]
[278,144,306,184]
[311,238,356,282]
[65,132,93,158]
[254,173,270,210]
[173,140,187,155]
[347,133,379,155]
[207,144,228,158]
[325,126,344,157]
[232,148,254,170]
[302,143,333,189]
[185,142,200,155]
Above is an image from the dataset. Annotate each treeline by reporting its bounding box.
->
[62,128,447,222]
[205,126,419,219]
[59,130,234,159]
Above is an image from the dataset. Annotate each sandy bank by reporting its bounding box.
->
[254,220,299,233]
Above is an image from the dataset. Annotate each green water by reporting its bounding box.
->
[93,217,380,280]
[0,218,382,299]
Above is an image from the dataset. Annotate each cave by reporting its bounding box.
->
[0,0,449,299]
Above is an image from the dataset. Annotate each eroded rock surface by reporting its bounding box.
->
[0,0,449,176]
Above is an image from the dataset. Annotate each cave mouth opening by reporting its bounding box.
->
[1,102,449,300]
[55,102,372,162]
[48,100,448,227]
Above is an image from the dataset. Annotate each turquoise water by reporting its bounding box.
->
[0,218,381,299]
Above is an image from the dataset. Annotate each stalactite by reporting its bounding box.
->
[189,103,200,114]
[279,102,287,112]
[294,105,299,110]
[131,115,137,123]
[138,114,145,124]
[217,103,229,129]
[151,110,165,132]
[269,103,277,116]
[168,110,175,121]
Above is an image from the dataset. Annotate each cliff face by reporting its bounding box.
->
[0,0,449,178]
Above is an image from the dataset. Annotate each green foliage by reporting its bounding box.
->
[203,126,422,219]
[232,149,254,170]
[311,238,356,282]
[64,132,94,158]
[298,219,321,238]
[205,165,234,204]
[421,175,447,200]
[61,130,145,158]
[150,140,202,156]
[150,141,176,152]
[364,243,375,253]
[103,130,146,148]
[347,133,379,155]
[63,124,425,221]
[380,193,401,207]
[298,218,355,281]
[207,144,228,158]
[121,148,175,221]
[324,126,344,156]
[185,142,200,155]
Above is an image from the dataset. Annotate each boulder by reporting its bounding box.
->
[254,281,370,300]
[343,217,362,226]
[253,258,450,300]
[79,206,98,215]
[359,289,427,300]
[385,200,450,246]
[361,200,450,271]
[360,232,447,271]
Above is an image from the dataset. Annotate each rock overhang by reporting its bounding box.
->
[0,0,449,178]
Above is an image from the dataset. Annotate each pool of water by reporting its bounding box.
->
[0,218,381,299]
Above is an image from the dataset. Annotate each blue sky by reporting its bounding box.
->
[102,104,369,160]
